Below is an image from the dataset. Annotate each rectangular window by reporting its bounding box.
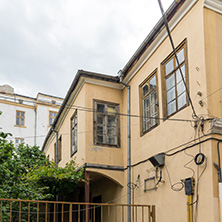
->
[71,111,77,156]
[140,70,158,135]
[49,111,57,126]
[16,110,25,126]
[54,136,62,163]
[15,138,24,147]
[161,40,188,118]
[94,101,120,147]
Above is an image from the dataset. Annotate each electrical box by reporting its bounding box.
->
[184,177,195,196]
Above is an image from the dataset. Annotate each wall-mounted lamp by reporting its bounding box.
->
[149,153,165,168]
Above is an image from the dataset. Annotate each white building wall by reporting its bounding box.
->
[0,91,63,148]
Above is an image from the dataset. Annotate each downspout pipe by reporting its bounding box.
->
[118,70,131,222]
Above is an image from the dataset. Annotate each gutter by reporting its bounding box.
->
[121,0,184,76]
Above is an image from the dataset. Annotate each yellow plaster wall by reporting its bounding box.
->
[84,82,123,167]
[204,7,222,118]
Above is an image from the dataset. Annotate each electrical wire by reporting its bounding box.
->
[157,0,198,120]
[0,95,194,123]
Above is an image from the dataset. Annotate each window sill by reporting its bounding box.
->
[71,150,77,157]
[14,125,26,128]
[94,143,120,148]
[141,123,159,137]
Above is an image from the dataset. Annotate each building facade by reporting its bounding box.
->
[42,0,222,221]
[0,85,63,148]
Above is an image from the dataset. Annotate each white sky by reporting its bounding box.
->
[0,0,173,98]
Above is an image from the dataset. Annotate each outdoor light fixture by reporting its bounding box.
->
[149,153,165,168]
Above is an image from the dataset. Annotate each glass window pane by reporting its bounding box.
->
[97,116,104,125]
[176,48,184,66]
[17,111,20,116]
[167,100,176,116]
[97,126,104,135]
[108,137,116,144]
[108,116,116,127]
[108,128,116,136]
[97,135,104,143]
[165,58,174,75]
[176,64,185,83]
[177,81,186,96]
[150,91,157,105]
[21,119,24,126]
[166,74,175,90]
[107,106,115,114]
[97,104,105,113]
[167,87,176,103]
[178,92,186,110]
[54,112,57,117]
[16,117,20,125]
[150,76,156,91]
[21,112,24,117]
[142,84,149,97]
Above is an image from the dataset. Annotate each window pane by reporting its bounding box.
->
[176,48,184,66]
[167,100,176,116]
[165,58,174,75]
[97,135,104,143]
[17,111,20,116]
[178,92,186,110]
[21,112,24,117]
[167,87,176,103]
[108,116,116,127]
[21,118,24,126]
[107,106,115,114]
[166,74,175,90]
[97,126,104,135]
[176,64,185,83]
[150,76,156,91]
[142,84,149,97]
[97,104,105,113]
[108,128,116,136]
[16,117,20,125]
[108,137,116,144]
[177,81,186,96]
[97,116,104,125]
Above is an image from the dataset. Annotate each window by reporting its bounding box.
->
[18,100,23,104]
[49,111,57,126]
[15,138,24,147]
[94,100,120,147]
[71,111,77,156]
[140,70,158,134]
[52,100,56,104]
[54,136,62,163]
[161,40,188,117]
[16,111,25,126]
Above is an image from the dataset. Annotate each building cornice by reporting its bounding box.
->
[204,0,222,14]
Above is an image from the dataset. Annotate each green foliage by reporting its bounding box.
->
[0,114,84,201]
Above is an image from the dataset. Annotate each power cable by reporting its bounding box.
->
[0,94,194,123]
[157,0,198,120]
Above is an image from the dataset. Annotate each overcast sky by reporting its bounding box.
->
[0,0,173,98]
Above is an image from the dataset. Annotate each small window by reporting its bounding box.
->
[94,101,120,147]
[49,111,57,126]
[161,40,188,118]
[16,110,25,126]
[52,100,56,104]
[54,136,62,163]
[18,100,23,104]
[140,70,159,135]
[15,138,24,147]
[71,111,78,156]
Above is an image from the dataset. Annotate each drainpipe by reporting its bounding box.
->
[34,101,37,145]
[52,128,59,222]
[118,70,131,222]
